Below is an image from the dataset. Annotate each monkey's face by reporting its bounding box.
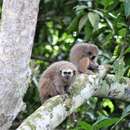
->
[85,45,99,71]
[59,69,76,83]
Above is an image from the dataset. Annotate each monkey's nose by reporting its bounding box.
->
[65,75,70,80]
[88,63,99,70]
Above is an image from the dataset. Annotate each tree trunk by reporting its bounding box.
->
[0,0,40,129]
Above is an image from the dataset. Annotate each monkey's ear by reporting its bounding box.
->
[73,70,76,75]
[59,70,62,74]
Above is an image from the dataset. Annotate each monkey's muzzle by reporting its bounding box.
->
[88,63,99,71]
[64,75,70,80]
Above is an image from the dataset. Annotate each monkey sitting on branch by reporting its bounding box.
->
[39,61,78,103]
[69,43,99,74]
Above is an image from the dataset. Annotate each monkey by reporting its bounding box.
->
[69,43,99,74]
[39,61,78,103]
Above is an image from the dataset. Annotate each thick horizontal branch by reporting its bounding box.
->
[95,74,130,101]
[17,65,130,130]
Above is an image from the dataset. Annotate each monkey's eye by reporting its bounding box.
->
[91,56,96,60]
[63,71,68,75]
[68,72,71,75]
[73,70,76,75]
[88,51,92,56]
[60,70,62,74]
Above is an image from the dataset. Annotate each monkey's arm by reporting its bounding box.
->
[53,78,65,95]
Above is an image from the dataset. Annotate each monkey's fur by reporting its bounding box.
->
[39,61,78,103]
[69,43,99,74]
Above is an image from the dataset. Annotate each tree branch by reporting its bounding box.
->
[17,65,130,130]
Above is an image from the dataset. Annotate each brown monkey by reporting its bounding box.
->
[39,61,78,103]
[69,43,99,74]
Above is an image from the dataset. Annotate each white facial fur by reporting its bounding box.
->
[61,69,74,77]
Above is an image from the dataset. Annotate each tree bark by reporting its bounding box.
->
[17,65,130,130]
[0,0,40,130]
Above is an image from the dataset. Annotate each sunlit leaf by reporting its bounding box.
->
[93,10,104,17]
[75,5,88,12]
[79,14,88,32]
[88,12,100,31]
[105,17,114,34]
[118,28,127,37]
[102,99,114,113]
[79,121,93,130]
[113,45,120,58]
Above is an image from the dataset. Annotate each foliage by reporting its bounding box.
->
[0,0,130,129]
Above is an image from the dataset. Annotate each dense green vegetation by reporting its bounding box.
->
[1,0,130,129]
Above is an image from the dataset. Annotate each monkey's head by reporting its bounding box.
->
[69,43,99,74]
[84,44,99,71]
[58,64,78,84]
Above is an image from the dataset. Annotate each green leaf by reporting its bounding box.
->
[118,28,127,37]
[125,47,130,54]
[88,12,100,31]
[125,0,130,17]
[79,14,88,32]
[93,10,104,17]
[113,45,120,57]
[102,99,114,113]
[67,15,81,33]
[105,17,114,34]
[111,105,130,129]
[93,9,114,33]
[84,20,93,41]
[93,116,119,130]
[78,121,93,130]
[122,105,130,116]
[99,0,114,8]
[75,5,88,12]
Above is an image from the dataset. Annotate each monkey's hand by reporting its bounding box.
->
[86,70,95,75]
